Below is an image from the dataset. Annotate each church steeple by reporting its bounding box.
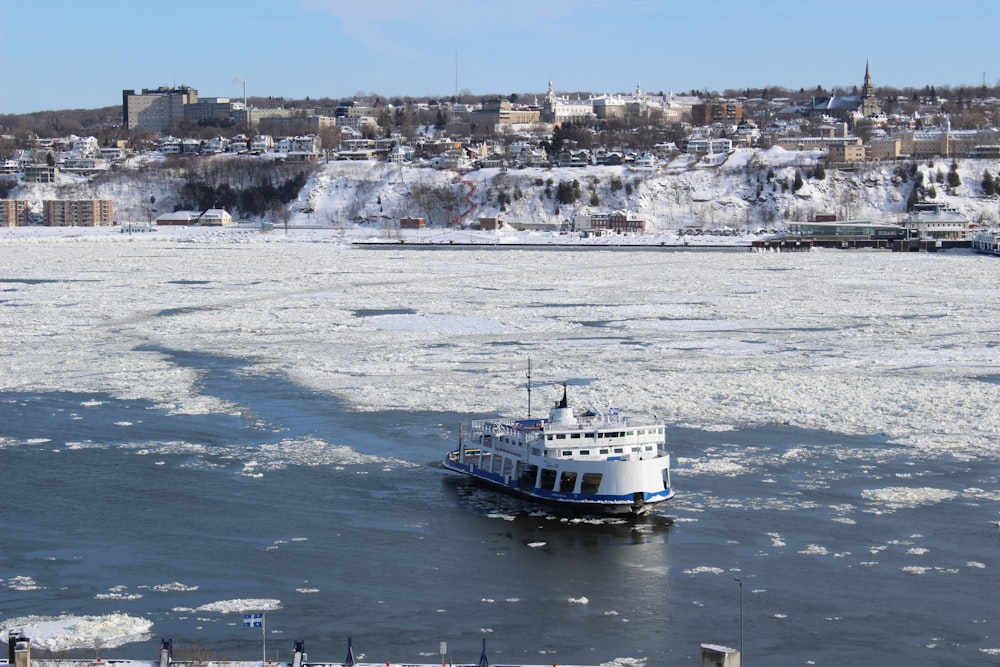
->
[862,60,874,99]
[859,60,880,117]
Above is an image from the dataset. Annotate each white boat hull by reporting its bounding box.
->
[443,448,673,515]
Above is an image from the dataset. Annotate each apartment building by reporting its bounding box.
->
[43,200,114,226]
[690,101,743,126]
[1,200,30,226]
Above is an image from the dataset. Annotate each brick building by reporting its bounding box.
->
[1,200,30,226]
[690,101,743,126]
[43,200,114,226]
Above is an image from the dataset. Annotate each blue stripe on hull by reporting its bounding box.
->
[442,459,673,510]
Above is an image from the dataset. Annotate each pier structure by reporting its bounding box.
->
[6,635,740,667]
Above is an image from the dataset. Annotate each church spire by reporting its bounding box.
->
[859,60,880,117]
[862,60,874,99]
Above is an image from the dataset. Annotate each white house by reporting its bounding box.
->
[198,208,234,226]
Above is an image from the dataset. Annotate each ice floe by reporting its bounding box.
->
[861,487,960,510]
[195,598,281,613]
[0,233,996,463]
[6,575,40,591]
[0,613,153,651]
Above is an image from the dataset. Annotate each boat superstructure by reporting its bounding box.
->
[443,383,673,514]
[972,227,1000,256]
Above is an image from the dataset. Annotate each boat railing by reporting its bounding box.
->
[472,418,525,435]
[469,417,666,448]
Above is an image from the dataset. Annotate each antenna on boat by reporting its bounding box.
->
[526,357,532,417]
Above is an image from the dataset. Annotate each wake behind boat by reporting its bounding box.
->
[443,382,674,515]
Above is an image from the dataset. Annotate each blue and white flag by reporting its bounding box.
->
[243,613,263,628]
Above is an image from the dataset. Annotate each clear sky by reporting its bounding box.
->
[1,0,996,114]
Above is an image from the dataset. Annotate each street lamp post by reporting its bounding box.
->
[734,577,744,666]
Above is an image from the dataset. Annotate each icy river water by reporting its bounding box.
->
[1,231,998,666]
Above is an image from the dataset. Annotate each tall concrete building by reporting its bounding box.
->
[122,86,198,134]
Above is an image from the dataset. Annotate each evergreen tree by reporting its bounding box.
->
[947,161,962,191]
[983,170,997,196]
[793,169,804,192]
[550,125,567,154]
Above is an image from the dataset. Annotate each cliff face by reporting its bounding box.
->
[290,150,1000,231]
[11,148,1000,229]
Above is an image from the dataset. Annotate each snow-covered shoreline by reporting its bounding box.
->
[6,150,1000,233]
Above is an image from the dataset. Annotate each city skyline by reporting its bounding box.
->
[1,0,997,115]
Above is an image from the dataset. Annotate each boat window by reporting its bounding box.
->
[581,472,602,495]
[580,450,590,455]
[502,458,514,479]
[517,463,538,486]
[599,449,609,454]
[556,434,566,440]
[560,471,578,493]
[546,435,553,441]
[561,450,572,457]
[539,468,557,491]
[490,455,503,474]
[645,445,654,451]
[626,431,634,437]
[614,448,624,454]
[571,433,581,439]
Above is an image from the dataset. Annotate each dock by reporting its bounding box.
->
[751,238,971,252]
[8,636,742,667]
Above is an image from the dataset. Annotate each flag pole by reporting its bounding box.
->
[261,612,266,666]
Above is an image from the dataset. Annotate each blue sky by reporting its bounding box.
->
[1,0,996,114]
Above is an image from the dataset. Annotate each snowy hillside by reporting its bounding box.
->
[9,148,1000,231]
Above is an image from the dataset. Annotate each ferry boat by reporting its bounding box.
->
[971,227,1000,256]
[443,382,674,515]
